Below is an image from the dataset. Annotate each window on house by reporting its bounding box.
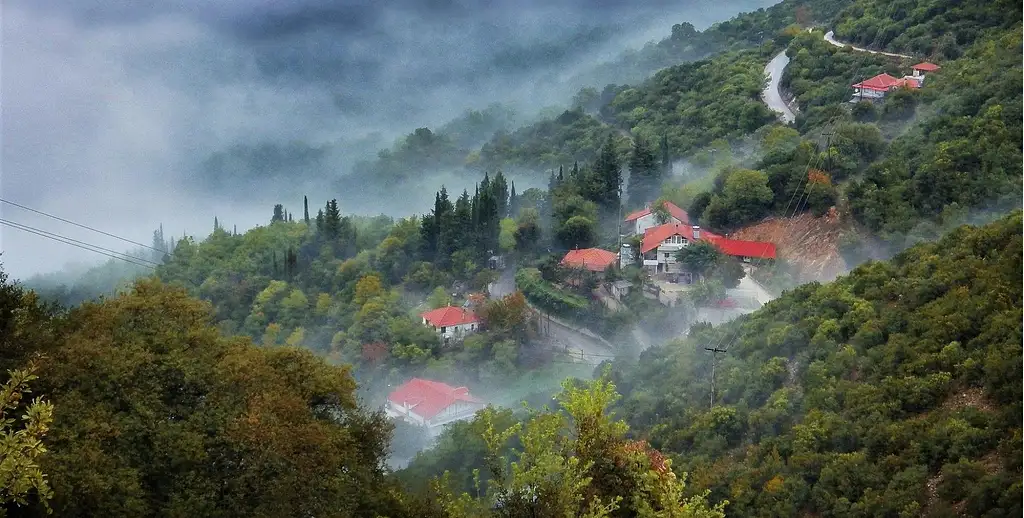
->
[441,326,447,333]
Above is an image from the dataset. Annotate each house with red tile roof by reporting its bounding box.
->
[635,222,776,275]
[561,247,618,272]
[421,306,480,344]
[852,62,939,102]
[623,200,689,236]
[385,378,486,437]
[911,62,940,75]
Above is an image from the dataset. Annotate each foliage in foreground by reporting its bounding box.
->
[0,274,409,518]
[1,370,54,516]
[424,375,728,518]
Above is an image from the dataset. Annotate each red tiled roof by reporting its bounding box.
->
[640,223,776,259]
[421,306,478,327]
[388,378,483,420]
[706,237,777,260]
[561,248,618,271]
[852,73,902,91]
[624,201,690,224]
[912,62,940,72]
[641,223,694,253]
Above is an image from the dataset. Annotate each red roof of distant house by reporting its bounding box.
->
[388,378,483,420]
[640,223,776,259]
[624,201,690,225]
[852,73,902,91]
[421,306,479,327]
[561,248,618,271]
[912,62,940,72]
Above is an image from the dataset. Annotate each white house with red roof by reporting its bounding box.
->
[561,247,618,272]
[851,73,919,101]
[852,62,939,102]
[385,378,486,437]
[636,222,777,275]
[911,62,940,78]
[623,200,690,236]
[421,306,480,343]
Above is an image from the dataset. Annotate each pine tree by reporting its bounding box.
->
[272,204,285,223]
[324,200,342,238]
[303,196,310,223]
[151,224,166,262]
[316,210,325,233]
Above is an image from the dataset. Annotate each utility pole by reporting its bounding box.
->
[705,346,727,408]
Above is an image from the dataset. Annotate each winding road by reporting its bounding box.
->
[824,30,914,58]
[762,51,796,123]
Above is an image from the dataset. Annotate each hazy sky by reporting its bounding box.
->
[1,0,776,279]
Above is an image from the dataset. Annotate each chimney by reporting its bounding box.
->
[692,225,701,240]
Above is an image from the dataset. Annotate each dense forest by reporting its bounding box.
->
[7,0,1023,515]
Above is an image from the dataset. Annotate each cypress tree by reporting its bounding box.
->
[303,196,310,223]
[272,204,284,223]
[591,136,622,211]
[660,134,671,176]
[509,181,518,218]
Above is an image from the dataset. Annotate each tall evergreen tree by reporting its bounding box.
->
[591,136,622,211]
[660,134,671,176]
[492,170,510,218]
[315,209,325,233]
[303,196,310,223]
[324,200,342,239]
[628,137,659,208]
[271,204,285,223]
[509,181,519,218]
[214,216,220,231]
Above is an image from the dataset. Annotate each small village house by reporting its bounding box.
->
[385,378,486,438]
[910,61,940,78]
[561,247,619,287]
[637,223,776,275]
[851,62,939,102]
[623,200,690,236]
[421,305,480,344]
[561,247,618,273]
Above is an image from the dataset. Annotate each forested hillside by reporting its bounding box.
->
[607,211,1023,516]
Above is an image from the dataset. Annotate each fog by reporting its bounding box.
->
[1,0,778,279]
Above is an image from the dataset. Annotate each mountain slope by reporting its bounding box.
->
[607,211,1022,516]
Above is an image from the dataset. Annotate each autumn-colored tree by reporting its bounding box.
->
[1,369,54,516]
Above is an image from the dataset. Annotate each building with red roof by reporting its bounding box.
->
[420,306,480,344]
[561,247,618,272]
[635,222,776,275]
[624,200,690,236]
[385,378,486,437]
[853,62,939,102]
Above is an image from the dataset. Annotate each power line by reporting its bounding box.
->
[0,220,156,270]
[0,218,162,267]
[0,198,168,254]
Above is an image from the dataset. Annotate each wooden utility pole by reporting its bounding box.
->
[705,346,727,408]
